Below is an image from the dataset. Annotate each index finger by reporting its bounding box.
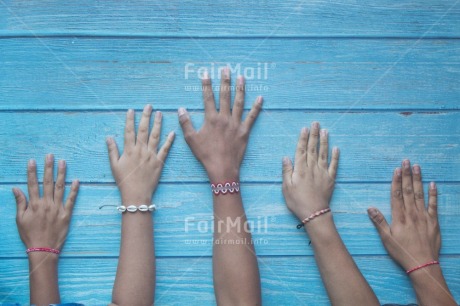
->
[391,168,405,223]
[243,96,263,131]
[65,180,80,215]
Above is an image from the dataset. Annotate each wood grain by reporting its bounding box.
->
[1,0,459,304]
[0,112,458,183]
[0,256,459,305]
[0,38,459,110]
[1,183,459,257]
[1,0,459,37]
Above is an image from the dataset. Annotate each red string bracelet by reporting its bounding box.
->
[406,260,439,274]
[26,247,61,255]
[297,208,331,229]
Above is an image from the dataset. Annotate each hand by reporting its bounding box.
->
[282,123,339,221]
[367,160,440,271]
[13,155,80,250]
[177,68,262,182]
[107,104,175,205]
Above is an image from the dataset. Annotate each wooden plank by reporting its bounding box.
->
[1,183,459,258]
[0,111,458,183]
[1,0,459,37]
[1,38,459,110]
[0,256,459,305]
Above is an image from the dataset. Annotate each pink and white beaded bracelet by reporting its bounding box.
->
[297,208,331,229]
[210,181,240,196]
[26,247,61,255]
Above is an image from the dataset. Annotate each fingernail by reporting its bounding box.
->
[106,137,113,144]
[222,67,230,78]
[72,179,79,187]
[430,182,436,189]
[145,104,152,112]
[203,71,209,79]
[12,188,18,197]
[395,168,402,176]
[367,208,379,217]
[413,165,420,174]
[282,156,289,164]
[156,111,162,120]
[28,159,36,167]
[178,107,186,116]
[128,109,134,115]
[168,131,175,138]
[333,147,339,154]
[403,159,410,169]
[238,76,244,86]
[302,127,308,134]
[58,160,66,168]
[257,96,263,105]
[312,122,319,129]
[321,129,328,137]
[46,154,54,164]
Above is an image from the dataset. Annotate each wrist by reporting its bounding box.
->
[304,212,334,231]
[402,253,439,272]
[28,252,59,266]
[121,193,152,206]
[409,263,449,292]
[207,167,240,182]
[408,261,443,280]
[303,213,338,244]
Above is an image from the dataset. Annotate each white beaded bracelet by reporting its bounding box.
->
[99,204,156,213]
[118,204,156,213]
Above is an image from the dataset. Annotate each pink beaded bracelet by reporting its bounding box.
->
[406,260,440,274]
[26,247,61,255]
[297,208,331,229]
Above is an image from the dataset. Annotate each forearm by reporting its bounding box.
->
[409,265,456,306]
[112,212,155,305]
[212,191,261,305]
[306,214,379,306]
[29,253,60,305]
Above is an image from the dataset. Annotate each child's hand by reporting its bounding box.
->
[107,104,175,205]
[368,160,440,271]
[13,155,80,249]
[282,123,339,221]
[177,69,262,182]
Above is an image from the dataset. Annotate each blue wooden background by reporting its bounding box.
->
[1,1,459,305]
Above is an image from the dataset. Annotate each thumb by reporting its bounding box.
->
[367,207,390,239]
[12,188,27,217]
